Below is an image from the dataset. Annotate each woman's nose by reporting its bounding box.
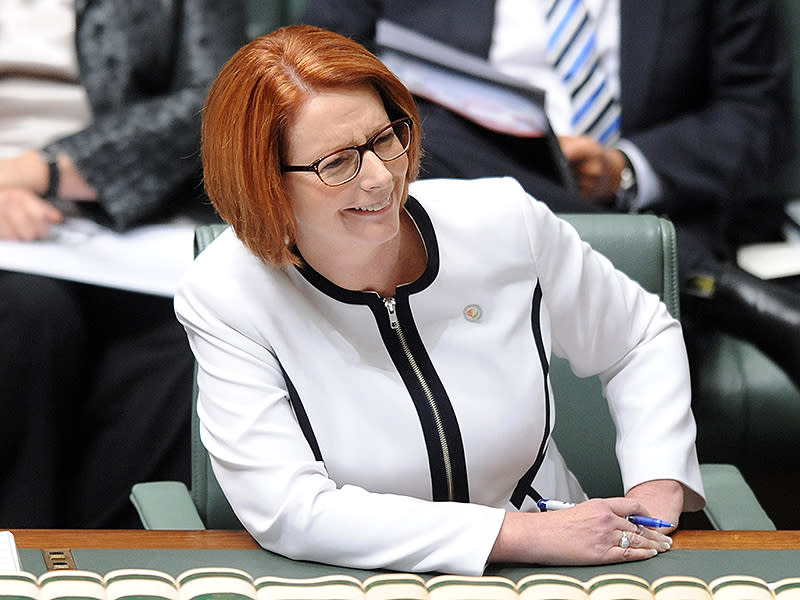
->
[359,150,393,187]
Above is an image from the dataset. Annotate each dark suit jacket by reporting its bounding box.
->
[302,0,793,245]
[45,0,246,230]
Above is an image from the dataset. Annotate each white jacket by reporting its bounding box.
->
[175,177,704,575]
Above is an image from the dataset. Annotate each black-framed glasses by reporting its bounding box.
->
[281,118,412,186]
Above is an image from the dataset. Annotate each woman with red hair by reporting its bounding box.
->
[177,25,704,575]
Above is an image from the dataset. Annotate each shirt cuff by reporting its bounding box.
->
[615,139,663,212]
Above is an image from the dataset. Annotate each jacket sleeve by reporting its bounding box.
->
[625,0,793,214]
[519,181,705,510]
[44,0,247,230]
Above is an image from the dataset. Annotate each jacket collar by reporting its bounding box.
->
[294,195,440,304]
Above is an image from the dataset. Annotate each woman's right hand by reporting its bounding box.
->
[488,497,673,566]
[0,188,63,240]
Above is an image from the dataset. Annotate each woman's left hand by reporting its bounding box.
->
[558,135,626,204]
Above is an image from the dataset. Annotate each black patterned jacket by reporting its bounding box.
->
[46,0,246,229]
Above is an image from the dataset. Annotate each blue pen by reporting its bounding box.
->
[627,515,674,528]
[537,498,576,511]
[537,498,673,528]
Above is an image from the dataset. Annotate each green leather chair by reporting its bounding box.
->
[130,214,775,531]
[686,0,800,526]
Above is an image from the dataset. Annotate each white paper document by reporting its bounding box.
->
[737,241,800,279]
[0,531,21,572]
[0,217,197,297]
[380,49,549,137]
[376,20,549,137]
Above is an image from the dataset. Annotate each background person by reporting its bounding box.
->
[0,0,246,528]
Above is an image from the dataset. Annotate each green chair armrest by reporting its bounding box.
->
[130,481,206,530]
[700,464,775,530]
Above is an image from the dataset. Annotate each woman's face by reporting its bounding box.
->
[282,86,409,262]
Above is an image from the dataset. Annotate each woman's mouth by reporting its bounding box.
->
[349,195,392,213]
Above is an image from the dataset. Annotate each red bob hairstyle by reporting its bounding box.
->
[201,25,422,266]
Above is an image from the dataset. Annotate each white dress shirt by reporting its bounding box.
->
[0,0,92,157]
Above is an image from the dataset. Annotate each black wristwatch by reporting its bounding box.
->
[615,152,638,210]
[40,151,60,198]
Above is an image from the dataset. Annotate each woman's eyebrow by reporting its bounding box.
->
[315,121,393,157]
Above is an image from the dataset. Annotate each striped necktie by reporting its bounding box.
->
[542,0,621,144]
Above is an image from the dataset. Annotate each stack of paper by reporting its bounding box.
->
[0,531,21,572]
[0,217,196,297]
[736,200,800,279]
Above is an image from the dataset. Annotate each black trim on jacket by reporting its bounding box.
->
[281,365,323,463]
[510,281,551,509]
[292,196,470,503]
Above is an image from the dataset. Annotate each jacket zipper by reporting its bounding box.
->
[383,296,455,501]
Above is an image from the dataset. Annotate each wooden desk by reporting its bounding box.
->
[12,529,260,550]
[10,529,800,582]
[671,530,800,550]
[11,528,800,550]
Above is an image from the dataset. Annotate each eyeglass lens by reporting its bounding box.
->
[317,120,410,186]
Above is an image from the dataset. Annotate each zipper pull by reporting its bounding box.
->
[383,297,399,330]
